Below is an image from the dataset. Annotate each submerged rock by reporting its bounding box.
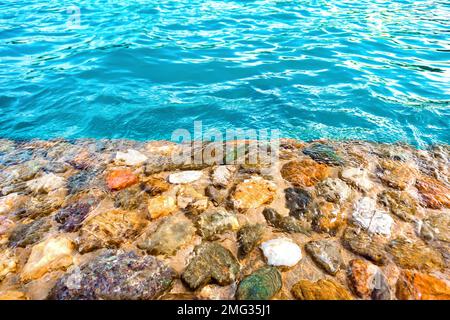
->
[342,227,388,265]
[55,198,96,232]
[231,176,276,211]
[396,270,450,300]
[316,178,351,203]
[27,173,65,194]
[302,143,344,166]
[263,207,310,234]
[305,240,344,275]
[340,167,374,192]
[177,185,208,214]
[237,224,265,259]
[67,168,102,194]
[348,259,390,300]
[196,209,239,240]
[236,267,282,300]
[138,214,195,256]
[291,279,353,300]
[78,209,147,253]
[415,176,450,209]
[284,187,312,219]
[168,171,203,184]
[387,238,444,271]
[113,186,145,210]
[260,238,302,267]
[281,159,330,187]
[21,236,74,281]
[147,195,178,219]
[182,242,240,290]
[8,218,51,248]
[377,190,418,222]
[352,197,393,237]
[49,250,175,300]
[142,177,170,196]
[115,149,148,166]
[106,169,138,191]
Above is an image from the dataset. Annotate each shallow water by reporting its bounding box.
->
[0,0,449,146]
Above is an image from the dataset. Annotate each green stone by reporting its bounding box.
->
[236,267,282,300]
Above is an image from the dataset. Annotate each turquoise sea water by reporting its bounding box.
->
[0,0,449,146]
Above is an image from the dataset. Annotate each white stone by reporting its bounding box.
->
[168,171,203,184]
[27,173,65,193]
[352,197,394,237]
[115,149,148,166]
[341,168,374,192]
[260,238,302,267]
[212,166,235,187]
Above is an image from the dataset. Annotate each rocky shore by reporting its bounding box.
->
[0,138,449,300]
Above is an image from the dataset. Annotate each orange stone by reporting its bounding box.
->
[416,176,450,209]
[106,169,138,190]
[378,160,416,190]
[313,200,346,234]
[396,270,450,300]
[147,195,178,219]
[231,177,276,211]
[291,279,353,300]
[281,159,330,187]
[348,259,377,299]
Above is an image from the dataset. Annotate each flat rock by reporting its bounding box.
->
[21,236,74,281]
[147,194,178,219]
[263,208,311,234]
[106,169,138,191]
[396,270,450,300]
[168,171,203,184]
[415,176,450,209]
[302,143,344,166]
[291,279,353,300]
[340,167,374,192]
[352,197,393,237]
[281,159,330,187]
[231,176,276,211]
[237,224,265,259]
[182,242,240,290]
[138,214,195,255]
[115,149,148,166]
[236,266,282,300]
[342,227,388,265]
[49,250,175,300]
[305,240,344,275]
[378,160,416,190]
[196,209,239,240]
[78,209,147,253]
[378,190,418,222]
[387,238,445,271]
[260,238,302,267]
[316,178,351,203]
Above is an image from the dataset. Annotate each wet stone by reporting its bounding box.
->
[302,143,345,166]
[342,227,388,265]
[147,194,178,220]
[348,259,390,300]
[387,238,445,271]
[340,167,374,192]
[168,171,203,184]
[21,236,74,282]
[419,212,450,243]
[281,159,330,187]
[212,165,236,188]
[312,200,346,235]
[377,160,416,190]
[113,185,145,210]
[291,279,353,300]
[263,207,311,234]
[55,198,96,232]
[142,177,170,196]
[138,214,195,256]
[377,190,418,222]
[0,250,17,281]
[205,185,229,206]
[352,197,393,237]
[196,209,239,240]
[315,178,351,203]
[106,169,139,191]
[0,216,14,236]
[67,168,102,194]
[176,185,208,214]
[396,270,450,300]
[8,218,51,248]
[27,173,65,194]
[231,176,276,212]
[45,162,69,173]
[49,250,175,300]
[415,176,450,209]
[284,187,312,219]
[78,209,147,253]
[182,242,240,290]
[305,240,344,275]
[115,149,148,166]
[236,266,282,300]
[237,224,265,259]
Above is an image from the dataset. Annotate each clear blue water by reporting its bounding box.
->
[0,0,449,146]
